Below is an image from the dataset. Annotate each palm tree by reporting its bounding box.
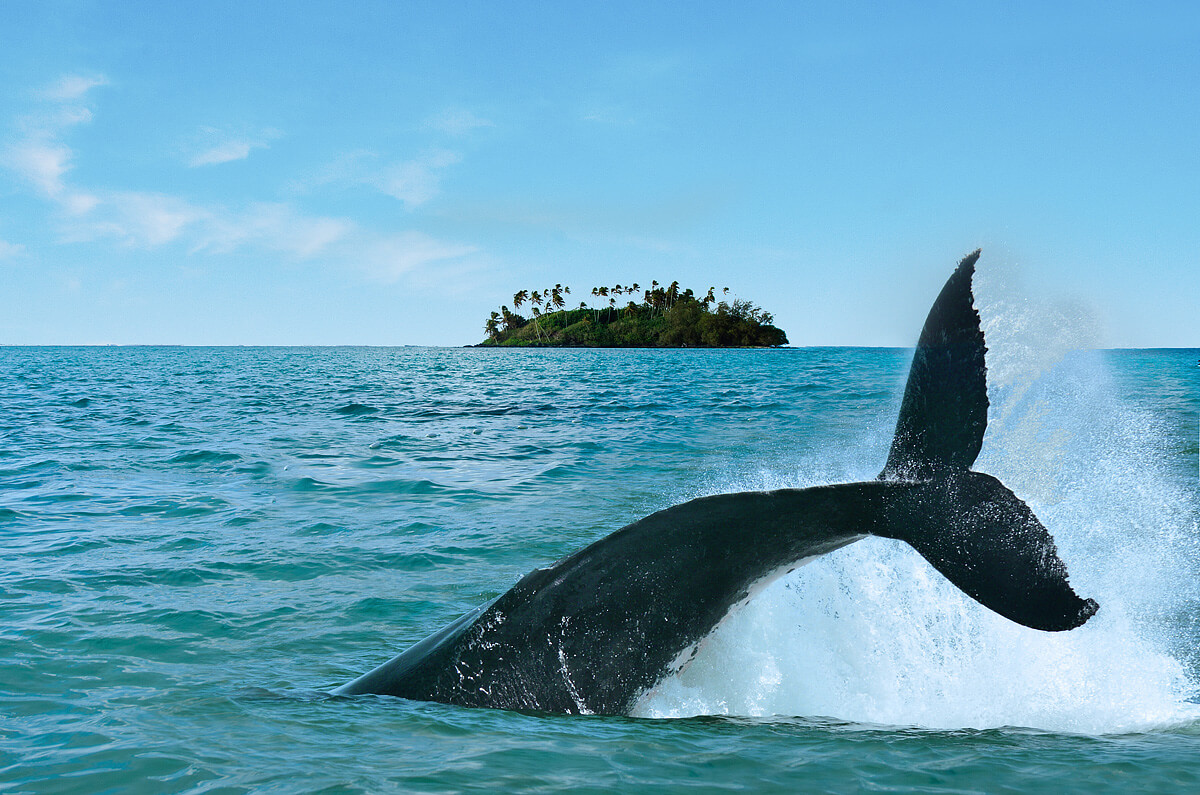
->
[513,290,529,311]
[530,305,544,341]
[484,312,501,340]
[666,280,680,310]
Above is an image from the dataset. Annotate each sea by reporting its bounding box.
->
[2,335,1198,790]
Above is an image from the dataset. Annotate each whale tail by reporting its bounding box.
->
[877,250,1098,631]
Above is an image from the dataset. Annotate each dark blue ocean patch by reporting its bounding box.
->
[391,551,464,571]
[359,455,402,469]
[9,576,76,595]
[64,460,105,472]
[43,538,112,556]
[360,479,471,496]
[531,464,576,482]
[368,434,417,451]
[297,522,348,535]
[118,415,152,426]
[254,559,338,582]
[336,403,379,416]
[290,476,480,499]
[117,497,231,518]
[290,477,332,492]
[344,596,412,621]
[141,607,236,636]
[84,566,234,588]
[155,536,208,552]
[234,460,271,476]
[383,521,439,536]
[69,397,91,407]
[165,449,242,466]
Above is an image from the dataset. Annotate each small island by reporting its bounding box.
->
[480,282,788,347]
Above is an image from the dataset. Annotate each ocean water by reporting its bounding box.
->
[2,340,1198,793]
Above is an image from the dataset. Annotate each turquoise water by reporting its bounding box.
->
[2,343,1198,792]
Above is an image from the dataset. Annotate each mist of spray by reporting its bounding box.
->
[635,263,1200,733]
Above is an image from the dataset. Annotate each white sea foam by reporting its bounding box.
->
[635,264,1200,733]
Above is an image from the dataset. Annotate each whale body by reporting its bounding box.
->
[335,251,1099,715]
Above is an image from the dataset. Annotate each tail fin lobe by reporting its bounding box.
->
[882,250,988,480]
[881,471,1098,631]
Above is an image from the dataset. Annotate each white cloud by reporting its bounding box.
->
[110,192,206,246]
[362,230,478,282]
[3,73,108,208]
[424,108,494,136]
[42,74,109,102]
[580,105,640,126]
[377,149,461,207]
[197,202,352,257]
[304,148,463,208]
[0,239,25,259]
[4,72,485,286]
[63,192,100,215]
[58,191,206,248]
[187,127,282,167]
[5,141,73,197]
[190,140,257,167]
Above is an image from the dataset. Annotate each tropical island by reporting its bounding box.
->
[480,282,788,347]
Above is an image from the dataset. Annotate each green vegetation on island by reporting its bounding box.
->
[480,282,788,347]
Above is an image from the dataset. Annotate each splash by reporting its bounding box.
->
[635,263,1200,734]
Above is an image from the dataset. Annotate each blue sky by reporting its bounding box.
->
[2,1,1197,347]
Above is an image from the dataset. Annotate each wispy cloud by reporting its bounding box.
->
[187,126,282,167]
[4,73,483,288]
[42,73,109,102]
[103,192,206,247]
[190,140,258,167]
[361,230,478,282]
[424,108,494,137]
[377,149,461,207]
[0,238,25,259]
[580,52,690,128]
[580,105,640,126]
[3,74,106,206]
[197,202,352,257]
[5,140,74,198]
[302,148,462,208]
[4,74,344,256]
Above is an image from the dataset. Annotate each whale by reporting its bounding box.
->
[335,250,1099,715]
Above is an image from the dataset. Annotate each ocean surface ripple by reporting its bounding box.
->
[2,345,1197,792]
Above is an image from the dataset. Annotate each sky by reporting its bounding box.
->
[1,1,1197,347]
